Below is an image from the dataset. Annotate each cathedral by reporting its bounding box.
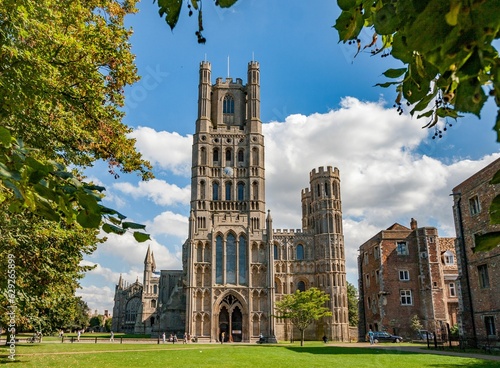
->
[112,61,349,342]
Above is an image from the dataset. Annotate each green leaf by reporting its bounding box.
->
[373,81,400,88]
[102,223,126,235]
[382,68,407,79]
[454,79,487,116]
[473,232,500,253]
[157,0,183,30]
[122,221,147,230]
[190,0,198,10]
[0,127,12,146]
[334,10,364,41]
[133,231,151,242]
[337,0,357,12]
[373,4,398,35]
[216,0,238,8]
[416,110,434,119]
[77,210,101,229]
[445,0,461,26]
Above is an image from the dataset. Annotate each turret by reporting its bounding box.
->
[197,61,212,132]
[247,61,261,133]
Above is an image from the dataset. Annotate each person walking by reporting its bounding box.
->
[110,331,114,342]
[368,329,375,345]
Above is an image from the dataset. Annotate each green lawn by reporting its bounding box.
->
[1,341,498,367]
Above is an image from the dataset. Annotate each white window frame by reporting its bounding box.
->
[396,241,409,255]
[449,282,456,297]
[469,195,481,216]
[399,270,410,281]
[400,290,413,305]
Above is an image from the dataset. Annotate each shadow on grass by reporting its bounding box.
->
[254,345,499,368]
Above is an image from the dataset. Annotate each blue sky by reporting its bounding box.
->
[78,0,500,313]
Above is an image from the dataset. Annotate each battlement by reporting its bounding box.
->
[273,228,302,234]
[248,61,260,68]
[309,166,339,179]
[200,61,211,69]
[215,77,243,86]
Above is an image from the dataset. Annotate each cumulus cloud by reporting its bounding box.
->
[81,96,500,306]
[129,126,192,176]
[263,97,500,283]
[76,284,116,313]
[147,211,189,239]
[91,231,182,271]
[112,178,190,207]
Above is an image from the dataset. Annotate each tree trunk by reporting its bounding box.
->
[300,329,305,346]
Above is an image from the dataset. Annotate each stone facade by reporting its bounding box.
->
[112,61,349,342]
[452,158,500,343]
[358,219,458,340]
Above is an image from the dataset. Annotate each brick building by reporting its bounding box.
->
[358,219,458,340]
[452,158,500,344]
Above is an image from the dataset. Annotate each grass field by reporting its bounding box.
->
[1,341,498,367]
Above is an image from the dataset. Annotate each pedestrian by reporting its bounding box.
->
[110,331,114,342]
[221,331,225,344]
[77,330,81,342]
[368,329,374,345]
[162,332,166,343]
[322,335,327,343]
[183,332,187,344]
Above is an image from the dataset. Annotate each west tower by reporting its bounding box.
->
[185,61,271,342]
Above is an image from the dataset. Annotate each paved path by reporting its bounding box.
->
[329,342,500,362]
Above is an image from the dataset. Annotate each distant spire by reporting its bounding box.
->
[118,274,123,289]
[144,244,153,265]
[151,251,156,272]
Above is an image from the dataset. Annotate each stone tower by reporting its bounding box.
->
[185,61,272,342]
[303,166,349,340]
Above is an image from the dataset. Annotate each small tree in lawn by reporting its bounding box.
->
[275,287,332,346]
[411,314,423,336]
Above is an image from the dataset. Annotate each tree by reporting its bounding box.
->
[274,288,332,346]
[410,314,423,334]
[346,281,359,327]
[334,0,499,134]
[0,0,152,179]
[0,209,99,333]
[71,298,90,332]
[89,315,105,330]
[104,317,113,332]
[0,0,153,336]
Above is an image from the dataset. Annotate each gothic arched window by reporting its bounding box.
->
[297,281,306,292]
[274,244,278,260]
[238,149,244,163]
[223,95,234,114]
[216,235,223,284]
[213,182,219,200]
[200,180,206,199]
[213,148,219,163]
[226,233,236,284]
[225,148,232,163]
[225,181,232,200]
[237,182,245,201]
[239,235,247,285]
[296,244,304,260]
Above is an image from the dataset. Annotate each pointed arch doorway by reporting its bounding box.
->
[218,294,243,342]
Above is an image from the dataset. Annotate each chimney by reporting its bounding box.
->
[410,218,418,230]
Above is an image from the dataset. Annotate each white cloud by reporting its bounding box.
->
[81,97,500,306]
[147,211,189,239]
[76,285,116,314]
[263,98,500,284]
[112,178,190,207]
[129,126,192,176]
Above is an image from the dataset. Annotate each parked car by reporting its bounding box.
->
[417,330,434,340]
[372,331,403,343]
